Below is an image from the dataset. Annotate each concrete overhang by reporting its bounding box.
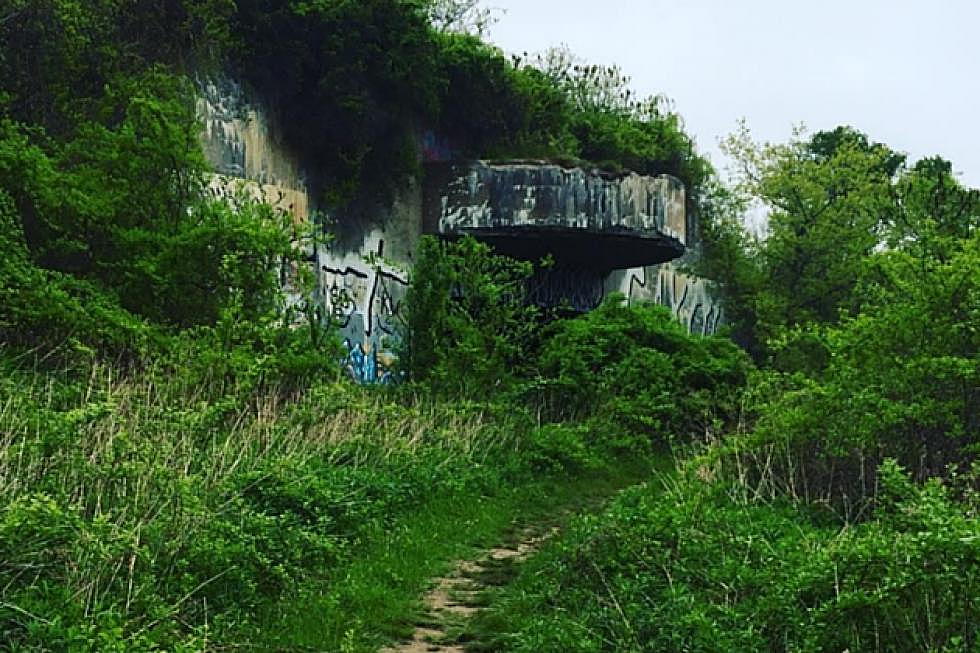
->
[423,161,688,270]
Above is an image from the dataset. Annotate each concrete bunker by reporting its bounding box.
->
[423,161,689,312]
[198,77,722,383]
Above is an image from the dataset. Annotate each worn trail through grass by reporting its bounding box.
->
[257,457,668,652]
[380,514,568,652]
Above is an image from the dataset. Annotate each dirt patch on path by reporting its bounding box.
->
[379,524,560,653]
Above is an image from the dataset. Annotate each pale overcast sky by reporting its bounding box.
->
[487,0,980,187]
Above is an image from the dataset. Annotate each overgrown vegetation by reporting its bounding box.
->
[0,2,734,645]
[402,236,539,397]
[0,355,543,649]
[0,236,743,651]
[470,125,979,652]
[471,460,979,652]
[2,0,977,650]
[2,0,708,214]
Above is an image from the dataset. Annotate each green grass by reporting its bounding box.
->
[0,344,678,651]
[459,459,980,653]
[249,456,666,652]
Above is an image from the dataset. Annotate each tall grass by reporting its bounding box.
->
[0,354,523,650]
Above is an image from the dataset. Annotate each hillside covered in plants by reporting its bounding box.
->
[1,1,978,652]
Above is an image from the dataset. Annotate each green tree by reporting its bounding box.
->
[720,124,901,363]
[531,45,647,115]
[425,0,497,36]
[1,70,295,332]
[706,125,980,506]
[742,230,980,509]
[432,33,574,159]
[0,0,234,135]
[526,46,710,188]
[691,179,766,359]
[887,155,980,261]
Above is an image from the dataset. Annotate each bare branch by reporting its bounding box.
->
[428,0,499,37]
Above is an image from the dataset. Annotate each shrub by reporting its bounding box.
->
[402,236,538,397]
[527,294,750,449]
[0,349,537,649]
[477,459,980,652]
[714,234,980,515]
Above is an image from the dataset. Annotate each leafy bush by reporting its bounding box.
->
[521,424,601,474]
[432,32,577,160]
[0,187,157,356]
[402,236,538,397]
[401,244,750,451]
[711,233,980,515]
[1,80,300,356]
[527,295,750,450]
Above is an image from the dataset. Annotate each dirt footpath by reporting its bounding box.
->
[379,524,559,653]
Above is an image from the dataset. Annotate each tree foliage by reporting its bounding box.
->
[229,1,710,205]
[698,122,980,508]
[403,236,538,396]
[721,124,899,340]
[425,0,498,36]
[2,0,710,225]
[523,45,709,184]
[529,295,750,451]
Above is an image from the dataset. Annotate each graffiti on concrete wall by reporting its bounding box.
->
[205,175,310,223]
[205,180,411,384]
[204,177,410,385]
[199,76,417,384]
[317,237,409,384]
[519,260,723,335]
[201,74,724,383]
[616,263,723,335]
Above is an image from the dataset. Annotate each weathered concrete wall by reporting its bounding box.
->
[427,162,685,241]
[605,260,722,335]
[423,161,722,333]
[424,162,686,271]
[198,76,415,383]
[517,258,721,333]
[198,77,310,218]
[198,76,723,384]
